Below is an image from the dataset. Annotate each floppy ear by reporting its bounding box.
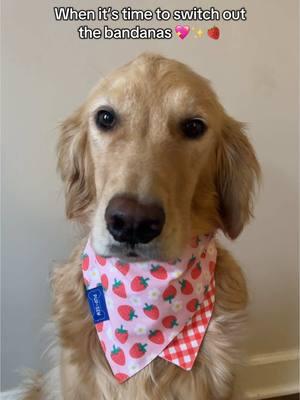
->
[215,115,260,239]
[57,107,95,221]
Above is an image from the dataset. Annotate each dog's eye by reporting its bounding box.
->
[181,118,207,139]
[95,108,116,131]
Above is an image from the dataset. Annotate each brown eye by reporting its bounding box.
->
[95,108,116,131]
[181,118,207,139]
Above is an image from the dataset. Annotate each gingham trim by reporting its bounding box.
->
[159,278,215,370]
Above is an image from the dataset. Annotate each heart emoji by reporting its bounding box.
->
[207,26,220,40]
[175,25,190,40]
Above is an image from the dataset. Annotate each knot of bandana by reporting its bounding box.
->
[82,234,217,383]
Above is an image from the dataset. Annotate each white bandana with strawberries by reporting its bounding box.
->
[82,234,217,383]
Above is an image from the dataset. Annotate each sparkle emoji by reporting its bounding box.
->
[193,28,204,39]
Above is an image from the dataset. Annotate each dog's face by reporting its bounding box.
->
[58,54,260,261]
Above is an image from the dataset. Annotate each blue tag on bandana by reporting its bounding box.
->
[86,285,109,323]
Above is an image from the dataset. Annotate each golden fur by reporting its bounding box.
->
[22,53,260,400]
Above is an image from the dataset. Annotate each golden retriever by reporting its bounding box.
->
[22,53,260,400]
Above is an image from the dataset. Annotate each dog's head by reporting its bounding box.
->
[57,54,260,261]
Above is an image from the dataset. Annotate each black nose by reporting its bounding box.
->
[105,196,165,245]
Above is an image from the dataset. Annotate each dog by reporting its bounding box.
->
[21,53,260,400]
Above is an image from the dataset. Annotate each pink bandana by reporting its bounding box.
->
[82,234,217,383]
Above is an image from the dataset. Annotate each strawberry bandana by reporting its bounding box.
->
[82,234,217,383]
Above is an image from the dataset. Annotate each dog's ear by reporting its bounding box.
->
[215,115,260,239]
[57,106,95,221]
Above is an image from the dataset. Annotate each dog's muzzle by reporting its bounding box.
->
[105,195,165,246]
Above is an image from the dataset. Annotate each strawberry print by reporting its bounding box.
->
[191,236,200,248]
[115,260,130,276]
[179,279,193,295]
[150,264,167,280]
[143,303,159,320]
[112,278,127,298]
[187,255,196,270]
[111,345,126,366]
[148,330,165,345]
[209,260,215,273]
[81,233,217,381]
[129,343,148,358]
[186,298,200,312]
[101,274,109,291]
[115,372,129,383]
[191,262,202,280]
[115,325,128,344]
[96,322,103,332]
[118,305,138,321]
[96,255,107,266]
[162,315,178,329]
[162,285,177,303]
[200,249,207,259]
[131,276,150,292]
[81,254,89,271]
[100,340,106,353]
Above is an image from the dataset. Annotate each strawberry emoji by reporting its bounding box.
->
[148,329,165,345]
[101,274,109,291]
[162,315,178,329]
[131,276,150,292]
[200,249,207,259]
[163,285,177,303]
[96,322,103,332]
[112,278,127,298]
[115,325,128,344]
[96,255,107,266]
[150,264,167,280]
[111,345,126,365]
[143,303,159,320]
[191,236,200,248]
[129,343,147,358]
[191,262,202,280]
[115,373,129,383]
[179,279,193,295]
[186,298,200,312]
[81,254,89,271]
[187,255,196,270]
[118,305,138,321]
[115,260,130,276]
[208,26,220,40]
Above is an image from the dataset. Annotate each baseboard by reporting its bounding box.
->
[237,349,299,399]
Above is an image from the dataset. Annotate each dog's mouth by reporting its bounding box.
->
[107,242,164,263]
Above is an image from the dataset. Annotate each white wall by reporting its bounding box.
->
[1,0,299,396]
